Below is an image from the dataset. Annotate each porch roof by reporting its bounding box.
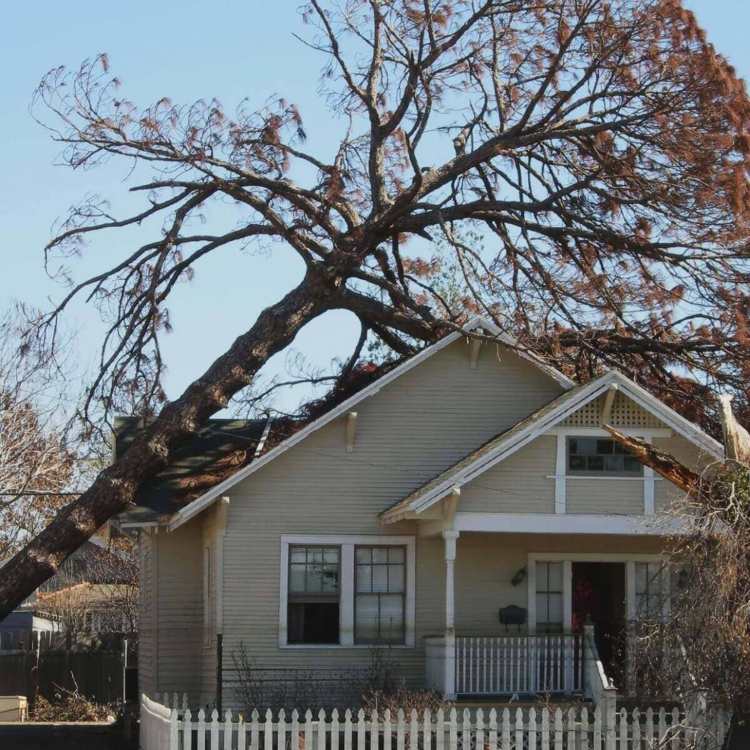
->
[380,370,723,524]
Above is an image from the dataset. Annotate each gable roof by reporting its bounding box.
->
[164,317,575,531]
[380,370,723,523]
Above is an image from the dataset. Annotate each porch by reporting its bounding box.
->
[420,529,668,703]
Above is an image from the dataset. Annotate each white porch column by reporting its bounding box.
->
[443,530,459,699]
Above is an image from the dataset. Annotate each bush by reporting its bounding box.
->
[30,686,114,722]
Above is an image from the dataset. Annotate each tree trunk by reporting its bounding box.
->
[603,425,701,495]
[0,271,333,618]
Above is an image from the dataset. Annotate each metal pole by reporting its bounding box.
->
[122,638,128,705]
[216,633,223,715]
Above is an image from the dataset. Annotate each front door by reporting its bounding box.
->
[571,562,626,678]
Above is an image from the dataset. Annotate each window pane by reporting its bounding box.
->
[548,593,563,624]
[597,439,614,455]
[324,549,339,564]
[357,565,372,593]
[355,595,379,642]
[373,565,388,593]
[307,566,323,592]
[291,548,307,564]
[372,548,388,564]
[380,595,404,641]
[569,455,586,471]
[321,566,339,593]
[288,602,339,644]
[548,562,562,591]
[623,456,641,472]
[389,548,405,564]
[535,593,548,622]
[388,564,405,593]
[356,548,371,564]
[290,564,306,593]
[587,456,604,471]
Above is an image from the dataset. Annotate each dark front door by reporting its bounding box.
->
[572,562,626,678]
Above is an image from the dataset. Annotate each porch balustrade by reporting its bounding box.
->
[425,633,585,698]
[456,634,584,696]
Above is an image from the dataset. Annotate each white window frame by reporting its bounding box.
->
[279,535,416,649]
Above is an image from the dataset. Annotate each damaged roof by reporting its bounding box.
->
[114,416,270,524]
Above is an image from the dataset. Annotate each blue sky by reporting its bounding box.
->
[1,1,748,412]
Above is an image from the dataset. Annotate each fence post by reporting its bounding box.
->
[216,633,223,715]
[122,638,129,705]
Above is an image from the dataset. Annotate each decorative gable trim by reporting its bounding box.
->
[167,317,573,531]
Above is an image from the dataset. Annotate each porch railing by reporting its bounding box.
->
[455,634,584,696]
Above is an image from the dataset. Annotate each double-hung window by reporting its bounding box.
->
[281,536,415,647]
[287,546,340,644]
[354,546,406,644]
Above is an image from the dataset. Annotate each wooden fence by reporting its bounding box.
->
[0,647,136,705]
[140,694,731,750]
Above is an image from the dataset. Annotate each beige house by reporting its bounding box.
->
[117,318,721,709]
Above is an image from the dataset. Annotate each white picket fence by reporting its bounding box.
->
[140,694,730,750]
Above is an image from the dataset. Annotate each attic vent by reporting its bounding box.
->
[562,393,662,428]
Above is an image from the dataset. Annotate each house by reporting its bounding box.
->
[0,538,137,650]
[116,318,721,709]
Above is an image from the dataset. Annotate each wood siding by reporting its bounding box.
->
[459,437,556,514]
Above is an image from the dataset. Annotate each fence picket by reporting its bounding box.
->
[618,710,627,750]
[238,713,246,750]
[476,709,484,750]
[331,709,340,750]
[305,710,314,750]
[184,709,193,750]
[488,708,498,750]
[291,710,299,750]
[567,708,576,750]
[580,707,589,750]
[251,710,260,750]
[396,709,405,750]
[423,708,432,750]
[278,711,287,750]
[554,709,563,750]
[210,709,220,750]
[515,708,524,750]
[462,710,472,750]
[407,710,417,750]
[436,708,444,750]
[371,710,380,750]
[383,709,391,750]
[593,706,601,750]
[169,709,179,750]
[528,708,536,750]
[197,708,206,750]
[501,708,510,750]
[631,710,641,750]
[448,709,457,750]
[541,708,549,750]
[318,710,327,750]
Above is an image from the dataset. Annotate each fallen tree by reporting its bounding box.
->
[2,0,750,616]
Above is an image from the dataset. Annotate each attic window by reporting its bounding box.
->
[567,437,643,476]
[287,546,340,645]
